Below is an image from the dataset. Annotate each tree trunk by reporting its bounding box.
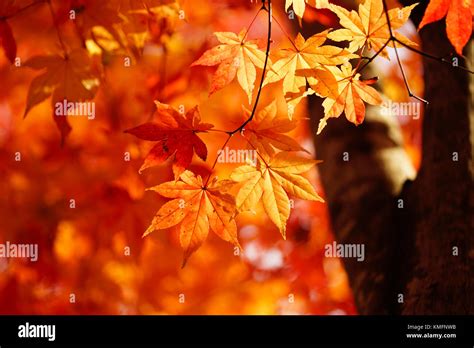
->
[400,22,473,315]
[308,12,473,314]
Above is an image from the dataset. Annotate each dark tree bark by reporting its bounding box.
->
[399,22,473,315]
[307,5,473,314]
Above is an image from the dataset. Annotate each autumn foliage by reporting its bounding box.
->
[0,0,471,314]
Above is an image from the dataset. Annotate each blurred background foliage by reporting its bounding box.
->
[0,0,422,314]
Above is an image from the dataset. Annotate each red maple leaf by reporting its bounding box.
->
[125,101,213,178]
[419,0,473,55]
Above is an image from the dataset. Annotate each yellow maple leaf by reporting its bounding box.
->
[263,30,356,107]
[242,100,308,154]
[231,152,323,238]
[191,29,267,104]
[327,0,418,58]
[318,63,383,134]
[144,171,240,265]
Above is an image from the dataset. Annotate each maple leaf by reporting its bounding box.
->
[327,0,418,58]
[242,100,308,155]
[295,66,339,102]
[263,30,356,106]
[24,49,101,142]
[285,0,330,18]
[419,0,473,55]
[231,152,323,238]
[317,63,382,134]
[144,171,240,265]
[191,29,267,104]
[125,102,213,178]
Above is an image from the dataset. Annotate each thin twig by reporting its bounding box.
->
[357,0,472,103]
[204,0,272,185]
[380,0,426,103]
[393,37,473,74]
[228,0,272,135]
[392,40,428,104]
[357,39,391,74]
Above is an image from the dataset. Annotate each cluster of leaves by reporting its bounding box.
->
[0,0,471,265]
[190,0,421,133]
[1,0,182,141]
[128,0,422,263]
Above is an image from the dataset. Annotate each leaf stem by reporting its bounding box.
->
[271,13,298,51]
[203,133,232,186]
[242,6,264,42]
[244,136,270,167]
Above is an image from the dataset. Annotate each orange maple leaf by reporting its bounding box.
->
[144,171,240,265]
[318,63,383,133]
[191,29,267,104]
[327,0,418,58]
[125,102,213,178]
[419,0,473,55]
